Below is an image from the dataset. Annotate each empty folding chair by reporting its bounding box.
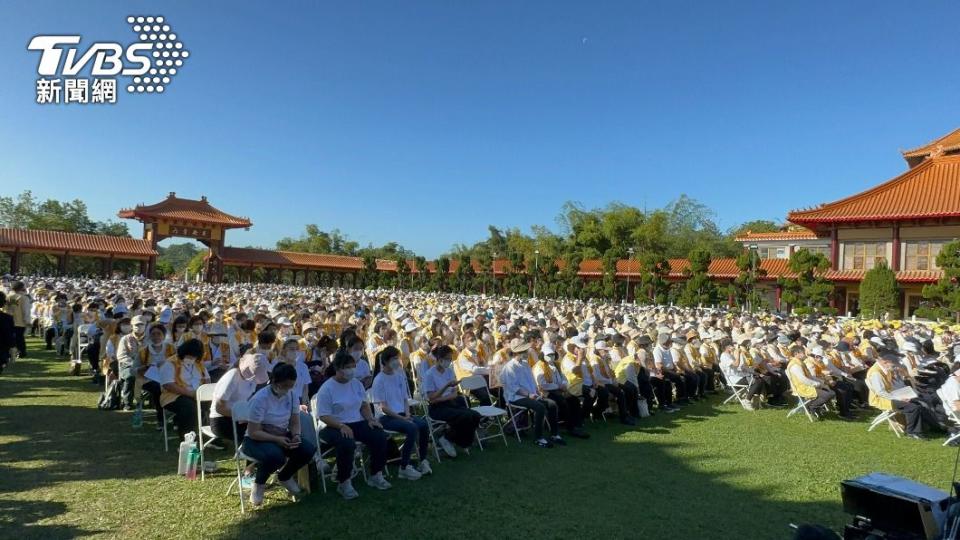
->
[194,383,218,480]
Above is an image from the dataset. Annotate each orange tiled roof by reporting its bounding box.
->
[734,229,819,242]
[0,228,156,258]
[119,193,252,228]
[221,247,378,270]
[895,269,942,283]
[902,127,960,159]
[788,154,960,225]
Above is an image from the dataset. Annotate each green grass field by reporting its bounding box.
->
[0,337,956,539]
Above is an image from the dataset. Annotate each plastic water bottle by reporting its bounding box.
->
[177,432,196,475]
[186,445,200,480]
[131,403,143,429]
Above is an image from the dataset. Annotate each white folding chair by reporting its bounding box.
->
[939,389,960,447]
[74,324,94,382]
[785,377,817,423]
[722,374,754,410]
[865,379,903,438]
[161,407,179,452]
[226,401,255,513]
[194,383,217,480]
[458,374,509,450]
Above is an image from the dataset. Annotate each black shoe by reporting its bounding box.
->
[620,417,637,426]
[568,428,590,439]
[838,414,857,421]
[550,436,567,446]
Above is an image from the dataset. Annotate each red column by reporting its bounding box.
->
[727,290,734,307]
[891,223,900,271]
[10,248,20,275]
[775,285,782,311]
[830,226,839,270]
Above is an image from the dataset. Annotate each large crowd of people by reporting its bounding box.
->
[3,274,960,507]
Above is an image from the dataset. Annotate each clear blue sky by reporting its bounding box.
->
[2,1,959,257]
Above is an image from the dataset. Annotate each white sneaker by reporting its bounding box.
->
[279,477,301,497]
[438,436,457,458]
[249,483,266,506]
[366,472,393,490]
[313,452,331,473]
[337,479,359,500]
[418,460,433,476]
[398,465,422,480]
[742,401,756,411]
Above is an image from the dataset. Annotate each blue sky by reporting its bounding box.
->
[1,1,959,257]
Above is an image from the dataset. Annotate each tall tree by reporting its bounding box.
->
[859,261,899,319]
[678,248,718,307]
[779,250,834,315]
[919,240,960,321]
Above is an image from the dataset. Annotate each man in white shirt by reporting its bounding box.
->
[653,333,690,404]
[501,338,563,448]
[719,340,764,410]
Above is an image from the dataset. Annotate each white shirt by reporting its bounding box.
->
[939,376,960,412]
[209,368,256,420]
[371,370,411,417]
[247,385,298,431]
[354,357,372,381]
[159,359,202,391]
[788,362,821,388]
[316,377,367,424]
[423,364,456,399]
[653,345,675,370]
[719,351,751,382]
[456,350,490,375]
[500,357,538,403]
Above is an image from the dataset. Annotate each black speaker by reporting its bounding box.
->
[840,473,951,540]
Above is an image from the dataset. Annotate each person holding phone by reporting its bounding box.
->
[422,345,481,457]
[317,350,392,500]
[242,362,317,507]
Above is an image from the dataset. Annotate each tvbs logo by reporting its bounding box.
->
[27,16,189,105]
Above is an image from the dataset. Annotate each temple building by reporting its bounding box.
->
[739,127,960,317]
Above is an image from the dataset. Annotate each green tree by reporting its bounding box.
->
[678,248,717,307]
[395,255,411,289]
[733,250,765,310]
[639,253,671,304]
[780,250,834,315]
[859,260,899,319]
[413,256,429,290]
[919,240,960,320]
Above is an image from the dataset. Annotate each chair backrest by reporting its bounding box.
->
[196,383,217,403]
[459,374,487,393]
[78,324,95,344]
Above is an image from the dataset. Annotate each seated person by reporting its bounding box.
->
[159,339,210,441]
[371,346,433,480]
[869,351,939,440]
[535,342,589,438]
[501,338,564,448]
[719,340,765,410]
[210,352,269,487]
[785,350,836,415]
[422,345,482,457]
[317,350,391,500]
[242,363,317,506]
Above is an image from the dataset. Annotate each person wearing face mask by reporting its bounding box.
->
[170,315,189,347]
[372,346,432,480]
[422,345,482,457]
[101,316,126,391]
[203,331,235,383]
[534,342,590,439]
[159,339,210,441]
[345,335,373,389]
[116,315,146,411]
[454,331,492,406]
[317,350,392,500]
[243,362,316,506]
[139,323,175,424]
[409,335,436,389]
[211,352,270,489]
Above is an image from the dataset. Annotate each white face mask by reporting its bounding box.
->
[192,325,203,334]
[388,360,401,371]
[350,350,363,361]
[284,350,298,362]
[341,367,356,379]
[120,325,132,334]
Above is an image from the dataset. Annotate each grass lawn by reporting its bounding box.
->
[1,337,957,539]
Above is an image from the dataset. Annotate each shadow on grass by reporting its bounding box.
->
[0,499,102,539]
[212,399,846,540]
